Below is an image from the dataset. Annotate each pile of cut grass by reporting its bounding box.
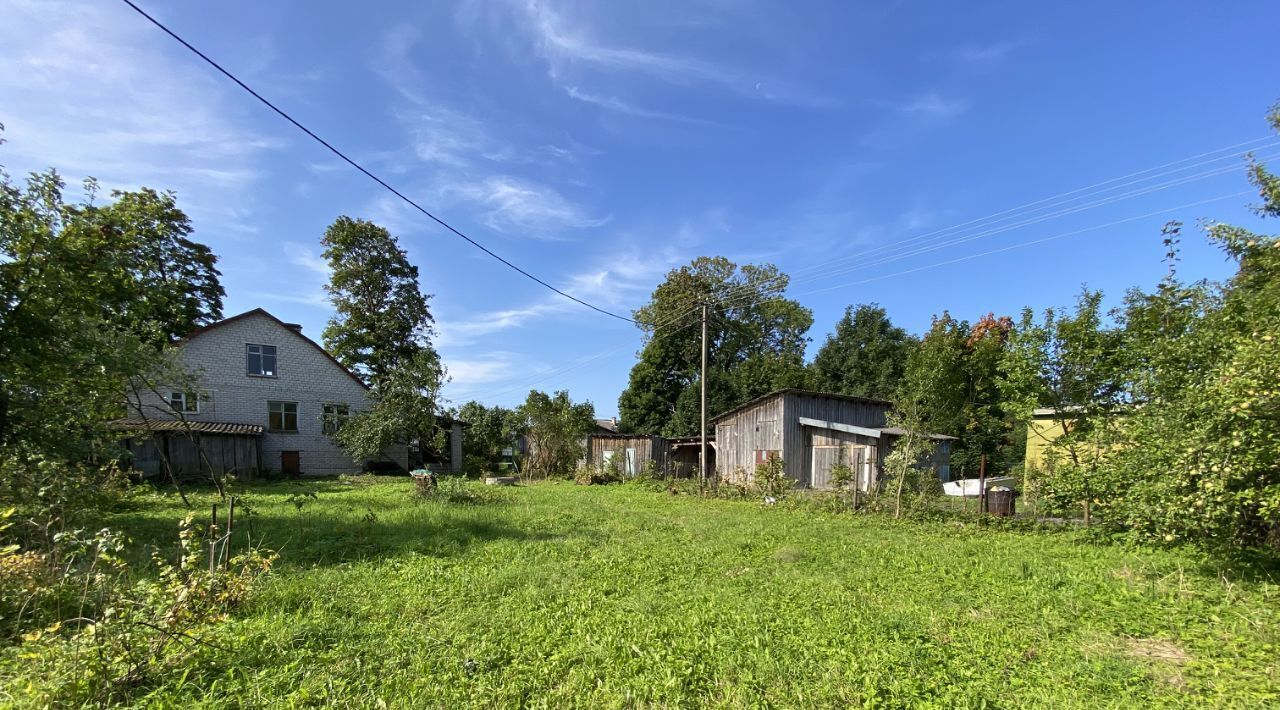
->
[3,478,1277,707]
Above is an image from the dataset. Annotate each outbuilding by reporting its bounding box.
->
[712,388,953,490]
[583,433,667,476]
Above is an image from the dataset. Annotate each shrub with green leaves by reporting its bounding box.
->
[753,455,792,501]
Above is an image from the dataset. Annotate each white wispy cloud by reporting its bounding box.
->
[444,351,539,387]
[896,94,969,119]
[564,86,719,125]
[934,39,1030,66]
[434,236,687,349]
[441,176,610,236]
[285,242,332,277]
[519,0,736,85]
[507,0,832,108]
[0,0,274,230]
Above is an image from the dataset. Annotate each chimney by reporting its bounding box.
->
[284,323,303,333]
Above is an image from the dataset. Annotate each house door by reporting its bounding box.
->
[281,450,300,477]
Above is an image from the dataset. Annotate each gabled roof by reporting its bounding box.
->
[710,388,893,424]
[183,308,369,391]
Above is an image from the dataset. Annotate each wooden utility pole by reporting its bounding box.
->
[700,302,709,490]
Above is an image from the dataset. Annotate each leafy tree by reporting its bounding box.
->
[335,350,445,464]
[897,313,968,438]
[320,217,444,465]
[517,390,595,479]
[1091,118,1280,549]
[0,162,224,517]
[811,304,914,399]
[455,400,523,473]
[886,335,952,518]
[955,314,1019,477]
[618,256,812,436]
[999,291,1127,524]
[321,216,435,389]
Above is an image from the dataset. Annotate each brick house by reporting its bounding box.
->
[117,308,462,478]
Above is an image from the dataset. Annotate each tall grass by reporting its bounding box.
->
[2,477,1277,707]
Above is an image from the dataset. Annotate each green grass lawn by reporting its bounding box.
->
[7,477,1279,707]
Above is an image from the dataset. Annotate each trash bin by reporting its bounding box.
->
[986,486,1015,517]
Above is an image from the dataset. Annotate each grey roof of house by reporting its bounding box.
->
[109,419,265,436]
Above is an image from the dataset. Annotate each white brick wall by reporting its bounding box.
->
[132,310,407,476]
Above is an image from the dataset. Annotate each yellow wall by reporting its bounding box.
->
[1024,416,1069,470]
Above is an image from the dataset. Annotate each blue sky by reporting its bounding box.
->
[3,0,1278,416]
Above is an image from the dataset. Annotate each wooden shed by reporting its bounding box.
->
[666,435,715,479]
[712,389,953,490]
[112,418,263,480]
[583,433,667,476]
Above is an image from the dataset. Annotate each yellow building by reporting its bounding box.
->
[1024,407,1078,471]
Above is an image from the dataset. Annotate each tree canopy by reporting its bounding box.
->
[320,216,445,464]
[0,168,224,463]
[321,216,436,390]
[618,256,812,437]
[810,303,914,400]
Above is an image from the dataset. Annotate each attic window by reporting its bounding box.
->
[247,344,277,377]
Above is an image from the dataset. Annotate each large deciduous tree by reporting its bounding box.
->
[321,216,435,390]
[320,216,444,463]
[999,291,1127,525]
[1,163,224,513]
[811,303,914,400]
[618,256,812,437]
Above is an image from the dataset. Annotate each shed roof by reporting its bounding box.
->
[710,388,893,424]
[877,426,958,441]
[109,419,264,436]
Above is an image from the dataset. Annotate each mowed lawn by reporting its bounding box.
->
[19,478,1280,707]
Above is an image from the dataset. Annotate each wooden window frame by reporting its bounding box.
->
[321,403,350,435]
[267,401,299,433]
[246,343,278,377]
[168,391,201,414]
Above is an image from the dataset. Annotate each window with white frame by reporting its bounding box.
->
[168,391,201,414]
[246,343,278,377]
[321,403,350,435]
[268,401,298,432]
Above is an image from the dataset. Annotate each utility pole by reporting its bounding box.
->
[700,302,708,491]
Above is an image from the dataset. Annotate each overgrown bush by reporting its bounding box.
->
[416,475,503,505]
[753,455,792,502]
[1,512,275,705]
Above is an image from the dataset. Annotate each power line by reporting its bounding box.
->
[477,188,1252,401]
[703,141,1274,310]
[792,190,1253,298]
[117,0,635,324]
[453,152,1269,403]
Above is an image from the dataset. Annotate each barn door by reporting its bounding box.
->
[281,450,300,477]
[809,446,839,489]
